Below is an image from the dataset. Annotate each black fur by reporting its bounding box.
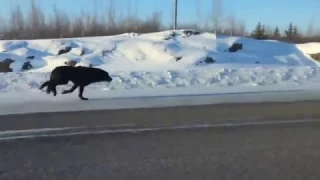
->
[39,66,113,100]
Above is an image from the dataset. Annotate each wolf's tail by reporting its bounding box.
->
[39,80,50,90]
[39,80,54,94]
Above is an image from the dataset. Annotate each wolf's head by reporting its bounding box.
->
[105,72,113,82]
[97,68,113,83]
[81,66,113,83]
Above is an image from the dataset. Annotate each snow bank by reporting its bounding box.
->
[0,30,318,74]
[0,30,320,106]
[1,66,320,94]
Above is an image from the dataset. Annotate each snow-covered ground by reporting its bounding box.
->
[1,29,320,115]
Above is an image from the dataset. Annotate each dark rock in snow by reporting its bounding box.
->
[64,60,77,67]
[227,43,243,52]
[204,57,216,64]
[80,49,85,56]
[101,50,111,56]
[182,30,200,37]
[57,46,72,55]
[0,58,14,72]
[21,61,33,71]
[26,55,35,60]
[175,56,182,61]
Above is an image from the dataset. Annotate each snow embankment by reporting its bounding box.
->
[1,66,320,94]
[0,29,318,73]
[0,30,320,99]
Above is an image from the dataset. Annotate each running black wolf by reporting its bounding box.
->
[39,66,113,100]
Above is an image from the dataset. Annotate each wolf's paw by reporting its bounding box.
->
[62,90,70,94]
[80,97,89,100]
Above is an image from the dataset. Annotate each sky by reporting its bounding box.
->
[0,0,319,33]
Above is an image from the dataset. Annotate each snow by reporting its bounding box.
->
[296,42,320,54]
[1,29,320,115]
[2,30,319,73]
[0,84,320,116]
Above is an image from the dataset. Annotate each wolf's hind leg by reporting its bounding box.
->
[62,84,79,94]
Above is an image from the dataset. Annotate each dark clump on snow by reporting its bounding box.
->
[164,30,200,40]
[64,60,77,67]
[125,32,140,37]
[204,57,216,64]
[26,55,35,60]
[0,58,14,72]
[227,43,243,52]
[196,56,216,65]
[101,50,111,56]
[163,31,177,40]
[131,33,140,37]
[182,30,200,37]
[175,56,182,61]
[102,46,119,56]
[21,61,33,71]
[57,46,72,55]
[80,49,85,56]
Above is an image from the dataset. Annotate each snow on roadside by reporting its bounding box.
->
[0,30,319,74]
[1,66,320,94]
[1,30,320,101]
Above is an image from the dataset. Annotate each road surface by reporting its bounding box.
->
[1,100,320,132]
[1,88,320,116]
[1,101,320,179]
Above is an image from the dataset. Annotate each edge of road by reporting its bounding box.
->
[1,88,320,116]
[1,118,320,141]
[1,99,320,134]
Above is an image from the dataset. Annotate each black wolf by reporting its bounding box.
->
[39,66,113,100]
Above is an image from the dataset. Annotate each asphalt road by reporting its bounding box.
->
[1,119,320,179]
[2,100,320,132]
[2,101,320,179]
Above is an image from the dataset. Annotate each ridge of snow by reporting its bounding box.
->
[0,30,317,73]
[1,30,320,108]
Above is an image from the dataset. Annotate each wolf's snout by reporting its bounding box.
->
[107,76,113,82]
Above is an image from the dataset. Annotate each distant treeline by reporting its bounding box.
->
[1,0,319,44]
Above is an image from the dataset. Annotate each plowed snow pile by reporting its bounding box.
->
[1,29,320,102]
